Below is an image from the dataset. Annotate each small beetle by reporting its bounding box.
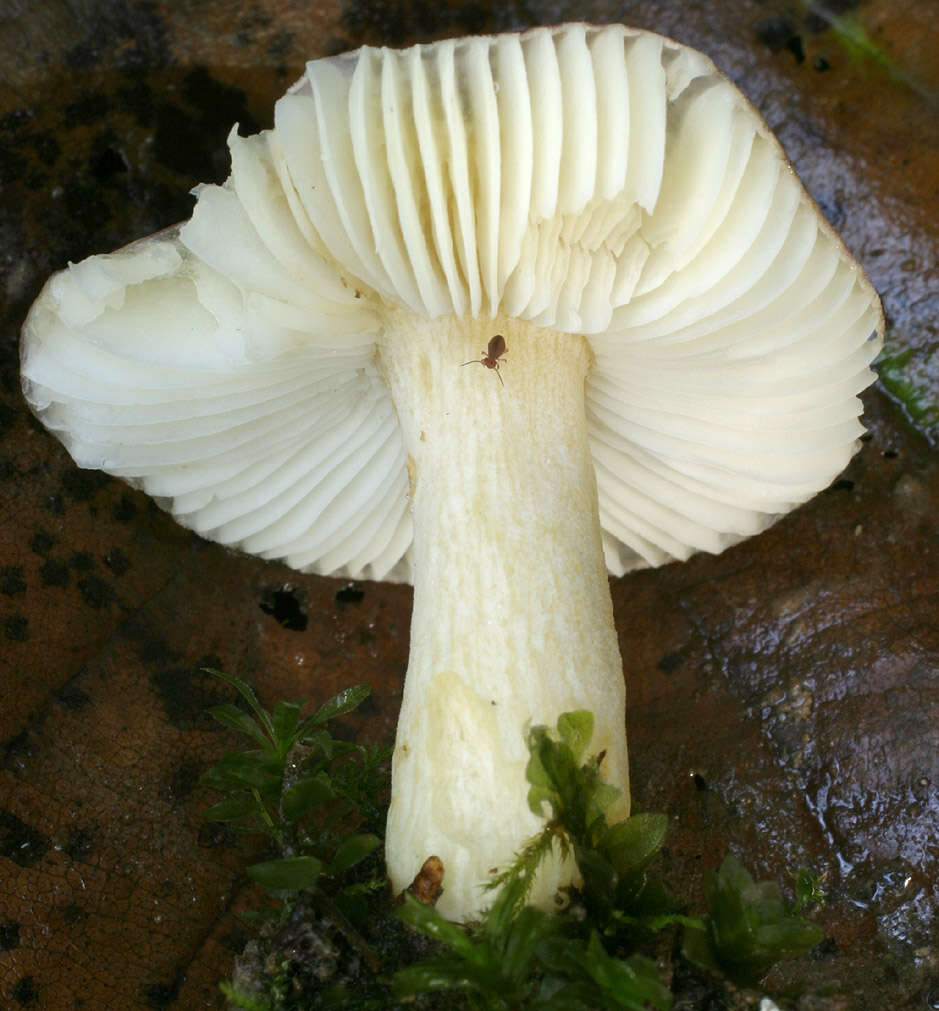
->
[461,334,507,386]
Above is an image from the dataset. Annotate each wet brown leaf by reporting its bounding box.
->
[1,2,936,1008]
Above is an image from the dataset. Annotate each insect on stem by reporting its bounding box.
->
[461,334,507,386]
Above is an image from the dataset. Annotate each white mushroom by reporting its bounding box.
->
[20,24,884,921]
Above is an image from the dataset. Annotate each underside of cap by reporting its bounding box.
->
[21,23,884,580]
[20,220,414,583]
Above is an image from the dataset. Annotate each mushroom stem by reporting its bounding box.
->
[378,309,629,921]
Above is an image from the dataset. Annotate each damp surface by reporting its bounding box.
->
[1,1,937,1008]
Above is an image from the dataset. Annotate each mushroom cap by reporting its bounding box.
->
[21,23,884,581]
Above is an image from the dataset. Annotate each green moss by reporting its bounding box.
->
[877,347,939,440]
[203,681,826,1010]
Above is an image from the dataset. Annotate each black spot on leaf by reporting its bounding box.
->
[116,79,156,127]
[1,566,26,595]
[144,980,179,1009]
[64,825,96,862]
[149,663,226,730]
[63,92,112,128]
[113,494,138,522]
[0,919,21,951]
[11,975,39,1006]
[3,730,32,771]
[62,468,109,500]
[91,143,128,183]
[56,678,91,711]
[259,585,308,631]
[39,559,70,587]
[656,651,684,674]
[61,903,89,925]
[69,551,94,572]
[4,615,28,641]
[335,584,365,606]
[29,131,60,166]
[78,574,115,609]
[168,758,201,802]
[0,811,50,867]
[755,16,805,63]
[29,530,56,554]
[811,935,839,959]
[154,67,259,182]
[104,547,131,575]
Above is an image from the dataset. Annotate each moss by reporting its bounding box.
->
[877,347,939,443]
[208,693,825,1010]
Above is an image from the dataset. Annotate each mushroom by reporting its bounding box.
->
[20,23,883,921]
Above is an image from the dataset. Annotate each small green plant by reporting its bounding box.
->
[682,855,825,987]
[515,712,678,931]
[217,982,276,1011]
[392,712,681,1008]
[393,878,564,1007]
[203,682,826,1008]
[394,877,672,1009]
[200,669,387,895]
[876,349,939,437]
[395,710,825,1005]
[791,867,826,913]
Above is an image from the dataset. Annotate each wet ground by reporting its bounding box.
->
[0,1,937,1008]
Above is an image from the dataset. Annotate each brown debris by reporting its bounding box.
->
[406,855,445,906]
